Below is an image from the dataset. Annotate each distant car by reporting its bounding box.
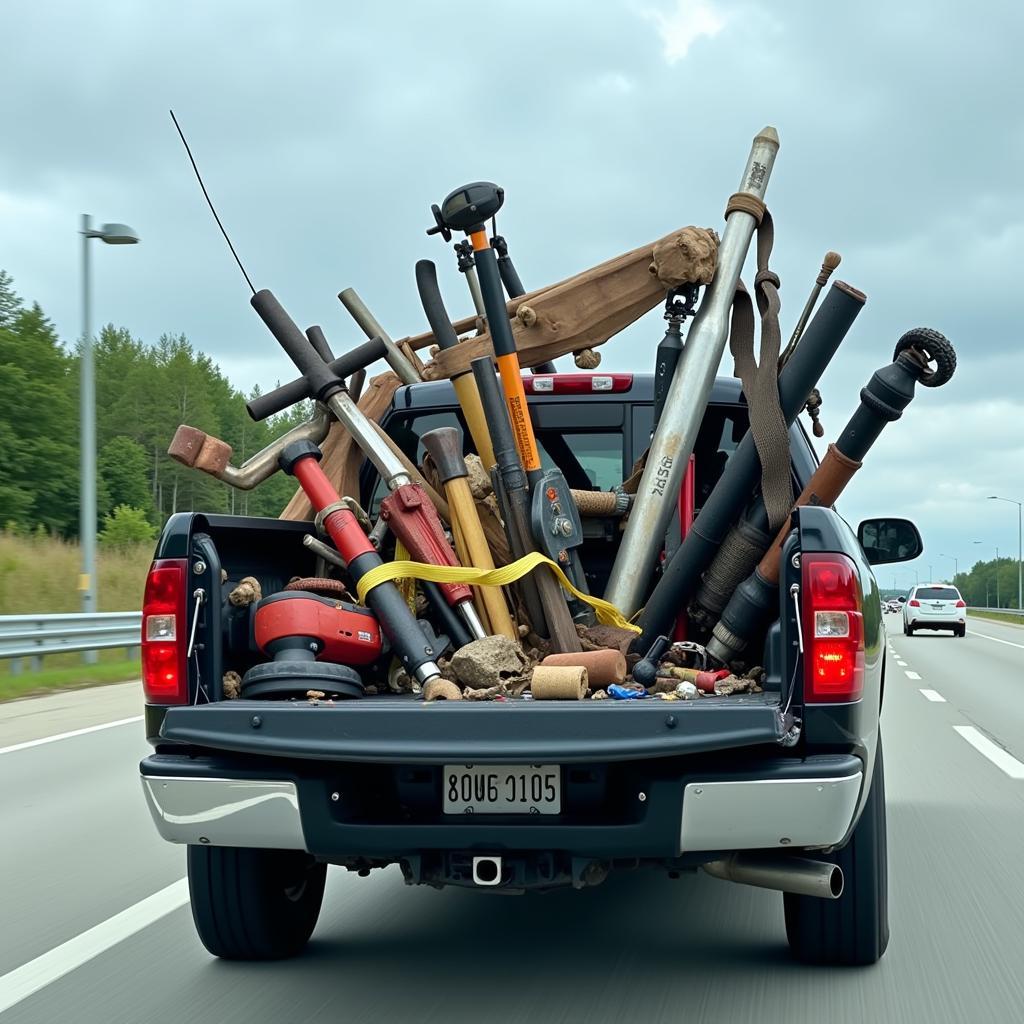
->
[884,600,900,613]
[902,584,966,637]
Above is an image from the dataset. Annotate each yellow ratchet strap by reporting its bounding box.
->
[355,551,640,634]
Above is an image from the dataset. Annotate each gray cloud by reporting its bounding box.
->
[2,0,1021,568]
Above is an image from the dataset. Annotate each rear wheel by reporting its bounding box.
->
[956,626,966,638]
[188,845,327,960]
[784,742,889,966]
[905,624,914,636]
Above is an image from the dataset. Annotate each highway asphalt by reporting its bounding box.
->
[2,616,1024,1023]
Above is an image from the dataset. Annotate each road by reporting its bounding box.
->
[2,617,1024,1023]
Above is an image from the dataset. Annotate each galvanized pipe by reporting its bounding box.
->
[338,287,421,385]
[702,854,843,900]
[605,126,780,618]
[219,407,331,490]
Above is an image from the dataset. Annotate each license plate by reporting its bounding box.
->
[443,764,561,815]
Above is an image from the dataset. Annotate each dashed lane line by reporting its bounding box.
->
[896,660,908,667]
[954,726,1024,780]
[0,716,143,756]
[919,689,946,702]
[0,878,189,1014]
[904,670,922,680]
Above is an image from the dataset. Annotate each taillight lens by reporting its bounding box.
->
[909,599,921,607]
[802,553,864,703]
[955,599,966,608]
[142,559,189,704]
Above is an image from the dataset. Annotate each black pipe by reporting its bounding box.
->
[706,333,956,666]
[632,281,866,653]
[422,580,472,651]
[492,233,557,375]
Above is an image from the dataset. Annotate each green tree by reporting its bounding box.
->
[99,504,156,548]
[0,301,78,533]
[99,436,154,520]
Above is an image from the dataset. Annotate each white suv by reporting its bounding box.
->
[902,584,967,637]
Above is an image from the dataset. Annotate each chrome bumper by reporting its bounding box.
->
[141,775,306,850]
[679,772,863,852]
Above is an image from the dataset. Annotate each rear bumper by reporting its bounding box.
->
[140,752,863,861]
[906,618,964,630]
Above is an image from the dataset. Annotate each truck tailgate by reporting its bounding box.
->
[156,695,796,764]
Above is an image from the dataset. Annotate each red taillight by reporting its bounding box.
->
[908,599,921,607]
[955,599,966,608]
[522,373,633,394]
[801,553,864,703]
[142,558,189,704]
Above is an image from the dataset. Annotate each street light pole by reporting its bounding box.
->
[989,496,1023,611]
[79,215,140,662]
[939,553,957,581]
[996,547,1000,608]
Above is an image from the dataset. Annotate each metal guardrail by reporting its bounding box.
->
[0,612,141,671]
[968,607,1024,618]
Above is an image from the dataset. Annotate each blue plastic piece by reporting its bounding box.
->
[608,684,649,700]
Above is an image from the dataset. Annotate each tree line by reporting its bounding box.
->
[0,269,308,542]
[953,557,1021,610]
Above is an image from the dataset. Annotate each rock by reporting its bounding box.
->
[576,623,636,656]
[450,635,529,690]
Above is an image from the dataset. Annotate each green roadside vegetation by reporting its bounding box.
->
[0,656,140,702]
[967,610,1024,628]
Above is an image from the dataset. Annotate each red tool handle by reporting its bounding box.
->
[380,483,473,607]
[291,458,376,565]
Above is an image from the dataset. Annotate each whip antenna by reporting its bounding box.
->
[169,109,256,295]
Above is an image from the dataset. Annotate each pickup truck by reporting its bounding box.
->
[140,371,913,967]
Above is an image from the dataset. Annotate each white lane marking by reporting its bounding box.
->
[919,689,946,702]
[967,630,1024,651]
[896,660,908,667]
[0,716,143,756]
[904,670,922,680]
[954,726,1024,780]
[0,878,188,1014]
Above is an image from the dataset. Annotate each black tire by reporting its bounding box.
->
[188,845,327,960]
[906,625,914,636]
[784,742,889,966]
[892,327,956,387]
[957,626,966,638]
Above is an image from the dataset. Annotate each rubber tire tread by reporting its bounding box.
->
[783,742,889,966]
[188,845,327,960]
[893,327,956,388]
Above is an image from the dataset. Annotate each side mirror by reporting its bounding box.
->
[857,517,923,565]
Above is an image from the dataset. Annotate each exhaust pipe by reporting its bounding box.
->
[702,854,843,900]
[472,856,503,887]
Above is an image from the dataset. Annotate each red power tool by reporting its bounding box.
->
[242,591,384,699]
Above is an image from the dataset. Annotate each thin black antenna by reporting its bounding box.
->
[169,109,256,295]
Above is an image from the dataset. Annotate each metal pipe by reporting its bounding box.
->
[219,407,331,489]
[780,251,841,366]
[606,126,781,618]
[633,280,865,653]
[337,287,421,385]
[702,854,843,900]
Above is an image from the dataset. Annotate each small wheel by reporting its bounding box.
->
[906,625,914,636]
[893,328,956,387]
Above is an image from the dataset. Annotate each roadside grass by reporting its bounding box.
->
[0,532,151,614]
[0,533,150,699]
[0,656,141,701]
[969,611,1024,628]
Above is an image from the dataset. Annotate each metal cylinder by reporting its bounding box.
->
[338,287,420,386]
[605,127,780,618]
[702,854,843,899]
[632,279,865,653]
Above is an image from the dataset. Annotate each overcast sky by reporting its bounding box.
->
[3,0,1022,587]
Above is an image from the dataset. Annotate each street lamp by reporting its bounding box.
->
[988,496,1023,611]
[939,553,958,580]
[80,215,140,660]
